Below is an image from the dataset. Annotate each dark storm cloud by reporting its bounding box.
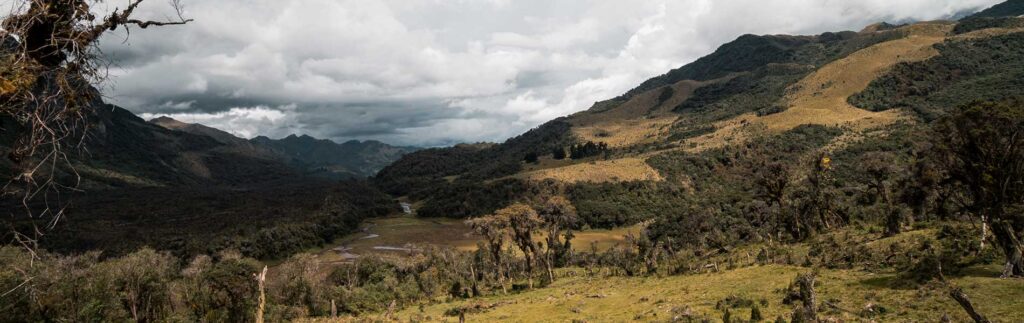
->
[96,0,1001,146]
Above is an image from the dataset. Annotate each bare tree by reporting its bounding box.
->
[949,287,991,323]
[1,0,191,227]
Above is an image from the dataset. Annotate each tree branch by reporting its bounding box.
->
[949,287,991,323]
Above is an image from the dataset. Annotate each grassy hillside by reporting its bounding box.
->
[376,20,1024,231]
[850,25,1024,120]
[384,263,1024,322]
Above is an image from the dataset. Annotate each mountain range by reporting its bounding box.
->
[150,116,417,179]
[1,104,415,190]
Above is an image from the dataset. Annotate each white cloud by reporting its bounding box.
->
[141,106,296,139]
[100,0,1002,146]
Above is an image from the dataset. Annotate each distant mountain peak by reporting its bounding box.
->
[149,116,190,130]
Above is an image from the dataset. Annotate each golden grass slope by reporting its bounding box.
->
[570,80,704,148]
[670,22,954,154]
[756,22,952,131]
[511,22,981,182]
[519,157,663,183]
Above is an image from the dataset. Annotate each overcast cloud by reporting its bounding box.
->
[96,0,1000,146]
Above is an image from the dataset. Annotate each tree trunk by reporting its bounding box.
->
[545,252,555,284]
[980,215,988,250]
[791,273,817,322]
[949,287,991,323]
[992,222,1024,278]
[469,262,480,297]
[255,266,267,323]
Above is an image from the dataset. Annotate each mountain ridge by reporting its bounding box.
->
[149,116,419,178]
[375,16,1024,224]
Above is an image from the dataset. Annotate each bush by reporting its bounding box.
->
[900,224,998,283]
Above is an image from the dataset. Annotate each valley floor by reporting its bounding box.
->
[308,214,641,265]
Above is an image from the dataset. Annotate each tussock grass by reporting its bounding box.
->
[570,80,705,148]
[519,157,664,184]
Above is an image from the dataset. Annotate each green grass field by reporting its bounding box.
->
[297,227,1024,322]
[377,264,1022,322]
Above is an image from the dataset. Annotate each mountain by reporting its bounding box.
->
[376,16,1024,226]
[250,134,418,178]
[65,105,300,188]
[150,116,252,146]
[965,0,1024,19]
[149,117,417,178]
[1,70,398,259]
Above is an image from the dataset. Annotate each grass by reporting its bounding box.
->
[672,22,951,155]
[353,263,1024,322]
[307,226,1024,322]
[518,157,664,184]
[569,80,705,148]
[756,23,950,131]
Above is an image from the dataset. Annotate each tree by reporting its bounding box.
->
[569,141,608,159]
[754,162,791,208]
[860,152,906,236]
[552,146,567,160]
[524,152,539,164]
[201,255,261,322]
[785,273,817,323]
[501,203,544,289]
[1,0,191,221]
[861,152,898,205]
[933,99,1024,277]
[791,153,844,241]
[752,160,792,240]
[538,196,578,283]
[104,248,176,322]
[466,213,510,293]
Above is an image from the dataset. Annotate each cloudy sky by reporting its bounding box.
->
[95,0,1000,146]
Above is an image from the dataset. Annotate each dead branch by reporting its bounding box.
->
[1,0,191,226]
[949,287,991,323]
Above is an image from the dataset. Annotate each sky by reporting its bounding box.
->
[92,0,1002,147]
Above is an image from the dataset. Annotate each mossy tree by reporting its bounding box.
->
[933,99,1024,277]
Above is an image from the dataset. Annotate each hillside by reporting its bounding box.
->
[376,18,1024,224]
[149,116,417,178]
[2,91,398,260]
[64,105,300,188]
[965,0,1024,19]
